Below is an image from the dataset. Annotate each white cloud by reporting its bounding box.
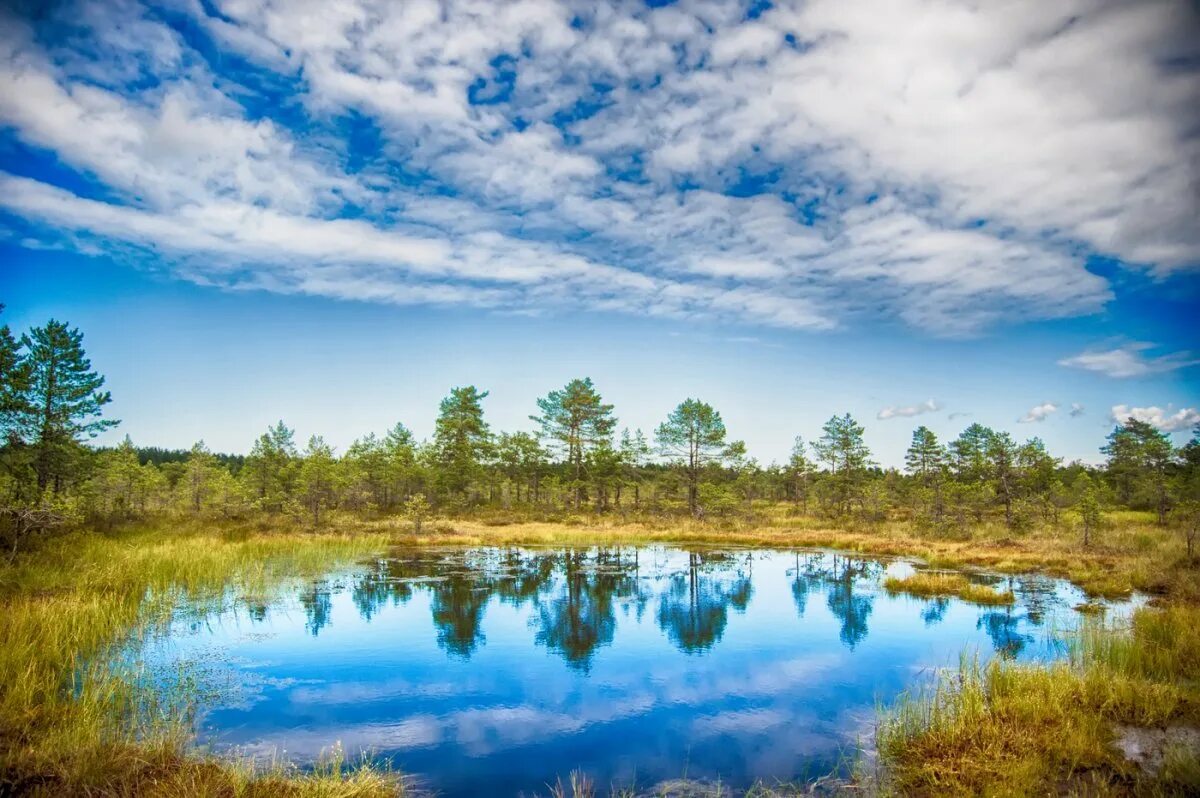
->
[1069,403,1085,417]
[877,399,941,421]
[1019,402,1058,423]
[0,0,1195,333]
[1109,405,1200,433]
[1058,342,1199,378]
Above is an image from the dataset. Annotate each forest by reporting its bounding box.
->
[2,313,1199,558]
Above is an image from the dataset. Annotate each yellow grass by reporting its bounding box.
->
[883,572,1015,605]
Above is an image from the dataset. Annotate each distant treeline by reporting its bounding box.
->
[2,310,1198,555]
[115,445,246,471]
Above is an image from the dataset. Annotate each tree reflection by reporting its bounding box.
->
[351,558,416,621]
[656,551,753,654]
[533,550,637,671]
[788,552,833,619]
[300,582,333,636]
[430,570,491,657]
[825,560,874,650]
[921,597,950,626]
[977,607,1030,658]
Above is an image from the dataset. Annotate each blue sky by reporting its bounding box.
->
[1,0,1197,466]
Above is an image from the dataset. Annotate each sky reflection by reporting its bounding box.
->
[136,547,1136,796]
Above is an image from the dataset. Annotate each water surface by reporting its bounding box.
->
[138,547,1135,796]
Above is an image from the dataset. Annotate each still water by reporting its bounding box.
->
[138,547,1135,795]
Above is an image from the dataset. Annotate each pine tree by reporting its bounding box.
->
[18,320,119,492]
[905,426,946,521]
[1075,473,1103,547]
[1102,418,1175,524]
[656,399,735,518]
[299,435,339,526]
[985,431,1019,527]
[788,435,814,514]
[812,413,873,516]
[181,441,221,514]
[0,306,29,443]
[433,386,492,501]
[619,428,652,508]
[244,421,297,513]
[531,378,616,509]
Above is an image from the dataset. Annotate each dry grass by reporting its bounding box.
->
[882,572,1014,605]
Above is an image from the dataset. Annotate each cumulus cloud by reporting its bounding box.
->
[1069,403,1085,417]
[0,0,1196,333]
[877,399,941,421]
[1019,403,1058,423]
[1058,343,1199,378]
[1110,405,1200,433]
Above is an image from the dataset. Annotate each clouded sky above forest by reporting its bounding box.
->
[1,0,1197,464]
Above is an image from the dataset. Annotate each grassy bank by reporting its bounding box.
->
[2,510,1197,796]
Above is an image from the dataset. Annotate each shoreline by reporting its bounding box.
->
[2,514,1196,796]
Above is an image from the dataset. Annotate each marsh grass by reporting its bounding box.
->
[882,572,1014,606]
[876,608,1200,796]
[0,520,400,796]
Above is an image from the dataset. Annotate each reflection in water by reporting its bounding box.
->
[141,547,1132,798]
[285,549,1085,664]
[300,584,333,636]
[786,554,880,649]
[921,597,950,626]
[431,572,490,657]
[656,552,753,654]
[536,551,624,670]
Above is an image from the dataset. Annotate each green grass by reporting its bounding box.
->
[882,572,1015,606]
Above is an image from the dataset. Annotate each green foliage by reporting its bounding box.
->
[3,313,1198,543]
[531,378,616,508]
[13,319,118,494]
[1103,417,1176,523]
[403,493,431,533]
[811,413,873,517]
[298,435,340,526]
[243,421,298,514]
[1075,473,1104,547]
[788,435,815,513]
[655,398,737,517]
[433,386,492,501]
[905,426,946,522]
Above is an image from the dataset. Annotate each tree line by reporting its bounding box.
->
[2,312,1198,556]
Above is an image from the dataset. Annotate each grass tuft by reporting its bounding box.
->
[882,571,1014,605]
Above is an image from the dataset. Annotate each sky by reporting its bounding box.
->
[0,0,1198,467]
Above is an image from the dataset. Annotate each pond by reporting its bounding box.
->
[135,547,1137,796]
